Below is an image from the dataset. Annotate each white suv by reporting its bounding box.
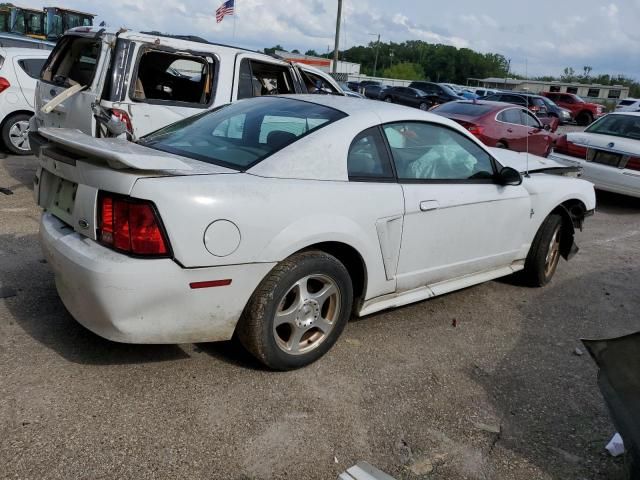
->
[616,98,640,112]
[0,48,49,154]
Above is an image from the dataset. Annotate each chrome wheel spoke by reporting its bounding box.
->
[308,283,337,307]
[274,305,297,328]
[287,326,308,353]
[315,316,333,334]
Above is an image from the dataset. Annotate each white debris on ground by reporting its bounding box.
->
[605,433,625,457]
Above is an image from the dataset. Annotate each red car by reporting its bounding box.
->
[541,92,605,126]
[431,100,556,157]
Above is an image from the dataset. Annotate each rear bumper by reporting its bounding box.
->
[40,213,275,343]
[549,153,640,198]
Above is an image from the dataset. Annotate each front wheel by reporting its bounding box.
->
[237,251,353,370]
[419,102,429,111]
[384,96,393,103]
[576,111,593,126]
[522,214,563,286]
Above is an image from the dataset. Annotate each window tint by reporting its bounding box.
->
[18,58,46,79]
[348,127,394,180]
[238,59,295,99]
[383,122,494,181]
[141,97,346,170]
[132,51,214,105]
[498,108,523,125]
[618,100,635,106]
[521,110,541,127]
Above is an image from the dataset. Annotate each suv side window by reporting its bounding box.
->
[383,122,495,181]
[348,127,394,181]
[132,50,215,106]
[237,59,296,99]
[18,58,46,79]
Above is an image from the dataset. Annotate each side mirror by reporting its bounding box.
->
[498,166,523,186]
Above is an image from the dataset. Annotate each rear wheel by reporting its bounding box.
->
[384,96,393,103]
[237,251,353,370]
[419,102,428,111]
[496,141,508,149]
[2,113,32,155]
[522,214,563,286]
[576,111,593,126]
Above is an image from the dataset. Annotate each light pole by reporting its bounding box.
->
[332,0,343,74]
[368,33,380,77]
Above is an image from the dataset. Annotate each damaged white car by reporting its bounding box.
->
[35,96,595,370]
[29,27,345,144]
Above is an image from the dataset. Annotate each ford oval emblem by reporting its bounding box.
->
[78,219,89,229]
[608,142,615,148]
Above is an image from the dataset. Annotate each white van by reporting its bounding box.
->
[30,27,344,146]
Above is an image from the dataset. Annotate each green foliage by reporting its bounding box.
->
[382,62,423,80]
[334,39,509,82]
[263,45,285,55]
[535,67,640,98]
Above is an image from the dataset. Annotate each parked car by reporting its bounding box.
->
[378,86,437,110]
[549,112,640,198]
[339,83,365,98]
[483,92,569,125]
[362,83,386,99]
[542,92,605,126]
[458,88,479,100]
[431,100,556,157]
[35,95,595,370]
[345,81,360,92]
[615,98,640,112]
[29,27,345,143]
[409,81,465,104]
[0,47,49,154]
[0,32,55,50]
[474,88,499,98]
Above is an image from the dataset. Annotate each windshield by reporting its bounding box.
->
[585,114,640,140]
[440,85,459,96]
[431,102,495,117]
[572,95,586,103]
[140,97,347,170]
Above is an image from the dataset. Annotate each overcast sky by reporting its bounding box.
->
[35,0,640,80]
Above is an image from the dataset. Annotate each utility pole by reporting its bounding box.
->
[372,33,380,77]
[332,0,342,73]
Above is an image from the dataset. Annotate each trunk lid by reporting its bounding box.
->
[35,128,236,241]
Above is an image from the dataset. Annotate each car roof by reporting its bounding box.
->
[442,100,522,111]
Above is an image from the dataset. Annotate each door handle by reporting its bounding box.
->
[419,200,439,212]
[507,128,513,133]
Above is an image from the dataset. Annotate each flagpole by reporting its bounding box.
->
[232,2,236,40]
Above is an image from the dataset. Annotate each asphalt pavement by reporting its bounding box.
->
[1,151,640,480]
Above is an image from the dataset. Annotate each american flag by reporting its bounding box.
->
[216,0,235,23]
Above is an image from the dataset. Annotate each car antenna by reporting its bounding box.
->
[525,58,530,177]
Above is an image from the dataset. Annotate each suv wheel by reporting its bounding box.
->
[237,251,353,370]
[576,111,593,126]
[2,113,32,155]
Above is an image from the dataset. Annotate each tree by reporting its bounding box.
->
[291,49,300,54]
[305,49,319,57]
[561,67,576,82]
[263,45,285,55]
[382,62,424,81]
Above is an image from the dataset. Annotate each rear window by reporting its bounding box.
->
[432,102,495,117]
[618,100,636,106]
[18,58,46,79]
[139,97,347,170]
[585,114,640,140]
[41,35,100,87]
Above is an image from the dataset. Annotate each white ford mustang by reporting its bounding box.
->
[550,112,640,198]
[34,95,596,370]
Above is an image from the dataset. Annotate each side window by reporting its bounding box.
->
[561,95,574,104]
[301,70,339,95]
[499,108,524,125]
[383,122,495,181]
[521,109,541,127]
[347,127,394,180]
[212,113,246,139]
[18,58,46,79]
[133,50,215,106]
[237,59,295,99]
[259,115,329,145]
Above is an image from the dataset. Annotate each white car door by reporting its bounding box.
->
[382,121,531,292]
[12,56,45,108]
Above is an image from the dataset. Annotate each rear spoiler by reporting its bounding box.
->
[38,128,192,171]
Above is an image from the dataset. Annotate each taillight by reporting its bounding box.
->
[554,134,587,158]
[0,77,10,94]
[111,109,133,133]
[467,125,484,137]
[97,192,169,257]
[626,156,640,171]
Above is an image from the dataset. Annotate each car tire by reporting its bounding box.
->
[576,111,593,126]
[496,141,508,149]
[522,213,563,287]
[2,113,32,155]
[419,102,428,111]
[237,250,353,370]
[384,97,392,103]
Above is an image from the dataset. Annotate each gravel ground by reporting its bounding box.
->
[1,153,639,480]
